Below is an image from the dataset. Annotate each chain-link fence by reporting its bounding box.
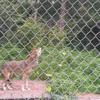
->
[0,0,100,99]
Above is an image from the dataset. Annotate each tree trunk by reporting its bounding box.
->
[59,0,66,31]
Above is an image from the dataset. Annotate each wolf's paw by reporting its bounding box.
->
[3,87,7,91]
[7,84,13,90]
[22,87,26,91]
[26,87,30,91]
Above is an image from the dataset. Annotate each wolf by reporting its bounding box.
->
[0,47,41,91]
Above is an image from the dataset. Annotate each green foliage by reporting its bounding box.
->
[0,0,100,98]
[4,21,66,50]
[42,46,100,97]
[1,0,99,51]
[0,44,100,97]
[0,44,27,66]
[38,0,61,19]
[65,0,100,51]
[0,0,31,36]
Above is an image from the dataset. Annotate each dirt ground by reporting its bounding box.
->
[0,80,50,99]
[0,80,100,100]
[77,93,100,100]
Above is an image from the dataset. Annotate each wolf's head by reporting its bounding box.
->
[28,48,41,59]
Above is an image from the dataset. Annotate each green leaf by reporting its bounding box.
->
[45,85,52,93]
[45,74,52,77]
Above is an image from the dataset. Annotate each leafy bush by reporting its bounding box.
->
[42,46,100,97]
[0,44,27,66]
[4,21,66,50]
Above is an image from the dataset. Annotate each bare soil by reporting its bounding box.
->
[0,80,50,99]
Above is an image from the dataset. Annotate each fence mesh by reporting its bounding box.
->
[0,0,100,99]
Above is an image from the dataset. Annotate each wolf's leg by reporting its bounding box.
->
[6,79,13,90]
[25,79,30,90]
[2,73,8,90]
[6,73,13,90]
[3,72,13,90]
[22,73,30,91]
[3,82,7,90]
[22,73,27,91]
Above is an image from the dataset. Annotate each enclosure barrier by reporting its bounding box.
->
[0,0,100,100]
